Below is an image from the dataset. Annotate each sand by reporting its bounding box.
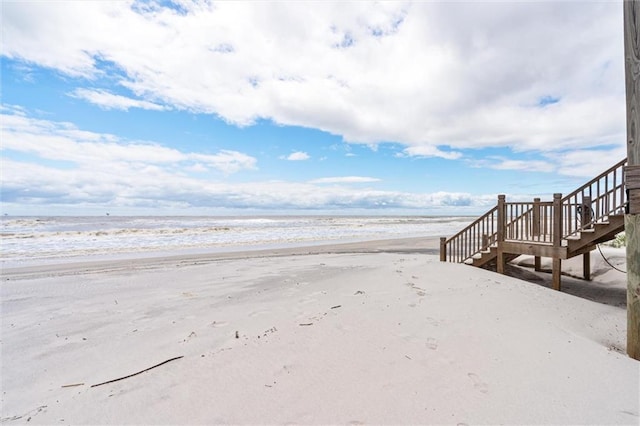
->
[1,237,638,424]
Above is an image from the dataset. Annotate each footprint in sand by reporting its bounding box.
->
[182,331,197,343]
[211,321,229,328]
[467,373,489,394]
[425,317,441,327]
[426,337,438,350]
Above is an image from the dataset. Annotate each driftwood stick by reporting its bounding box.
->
[61,383,84,388]
[91,356,183,388]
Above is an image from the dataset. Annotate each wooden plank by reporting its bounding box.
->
[566,243,596,259]
[500,241,567,258]
[626,165,640,213]
[625,165,640,189]
[624,0,640,360]
[630,190,640,215]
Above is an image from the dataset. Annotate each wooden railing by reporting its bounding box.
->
[440,206,498,263]
[440,158,627,263]
[561,158,627,239]
[503,199,555,244]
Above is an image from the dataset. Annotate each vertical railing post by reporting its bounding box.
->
[553,193,563,247]
[497,194,506,274]
[552,193,563,290]
[582,196,592,280]
[497,195,505,243]
[533,197,541,271]
[439,237,447,262]
[582,195,593,228]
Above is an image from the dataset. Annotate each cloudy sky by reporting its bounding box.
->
[0,0,627,216]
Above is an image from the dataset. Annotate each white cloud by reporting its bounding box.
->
[0,1,624,155]
[553,147,627,178]
[0,109,499,214]
[284,151,310,161]
[309,176,381,184]
[70,88,167,111]
[0,112,257,175]
[399,145,463,160]
[478,158,556,174]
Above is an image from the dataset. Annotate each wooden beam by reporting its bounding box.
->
[439,237,447,262]
[500,241,567,258]
[624,0,640,360]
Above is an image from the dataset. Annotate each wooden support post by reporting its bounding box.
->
[482,234,489,251]
[533,197,541,271]
[624,0,640,360]
[552,258,562,291]
[552,193,563,291]
[534,256,542,272]
[439,237,447,262]
[582,196,592,280]
[497,194,506,274]
[583,253,591,281]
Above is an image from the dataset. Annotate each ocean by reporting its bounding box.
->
[1,215,471,267]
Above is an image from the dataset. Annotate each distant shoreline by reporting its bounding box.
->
[2,236,441,280]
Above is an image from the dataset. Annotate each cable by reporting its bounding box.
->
[596,244,627,274]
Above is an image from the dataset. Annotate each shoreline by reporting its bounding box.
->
[2,236,441,280]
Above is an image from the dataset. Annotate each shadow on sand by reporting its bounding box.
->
[498,255,628,309]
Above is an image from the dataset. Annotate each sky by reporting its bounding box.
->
[0,0,628,216]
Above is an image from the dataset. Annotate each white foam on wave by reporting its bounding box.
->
[1,215,472,266]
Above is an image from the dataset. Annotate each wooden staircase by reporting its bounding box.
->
[440,159,627,290]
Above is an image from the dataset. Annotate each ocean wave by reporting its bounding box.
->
[0,215,471,262]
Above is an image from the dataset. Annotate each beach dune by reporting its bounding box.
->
[1,238,638,424]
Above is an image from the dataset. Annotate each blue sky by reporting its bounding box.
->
[0,1,627,216]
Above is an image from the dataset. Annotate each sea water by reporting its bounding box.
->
[1,215,471,267]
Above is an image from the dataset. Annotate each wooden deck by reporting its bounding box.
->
[440,159,627,290]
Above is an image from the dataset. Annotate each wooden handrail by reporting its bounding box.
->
[561,158,627,204]
[445,205,498,243]
[441,205,498,263]
[561,158,627,239]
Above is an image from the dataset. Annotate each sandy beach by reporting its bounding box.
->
[1,237,638,424]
